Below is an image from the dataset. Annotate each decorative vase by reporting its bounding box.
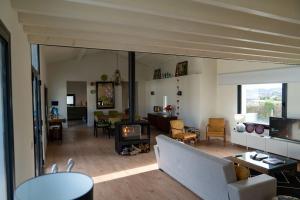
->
[236,123,245,132]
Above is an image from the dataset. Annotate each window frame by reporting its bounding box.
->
[237,83,287,125]
[67,94,76,106]
[0,20,15,200]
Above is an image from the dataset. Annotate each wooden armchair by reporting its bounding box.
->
[206,118,226,144]
[170,120,197,143]
[94,111,104,121]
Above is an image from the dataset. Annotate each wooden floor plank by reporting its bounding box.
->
[45,124,246,200]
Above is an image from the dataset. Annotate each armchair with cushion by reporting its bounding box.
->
[206,118,226,144]
[170,120,197,143]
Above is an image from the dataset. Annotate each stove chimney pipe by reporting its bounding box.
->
[128,51,135,123]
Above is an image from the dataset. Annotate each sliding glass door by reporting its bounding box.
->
[31,44,43,176]
[0,33,7,200]
[0,21,15,200]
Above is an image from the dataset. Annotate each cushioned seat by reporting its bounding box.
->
[206,118,226,144]
[170,120,197,143]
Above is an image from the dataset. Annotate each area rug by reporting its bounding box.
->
[274,171,300,198]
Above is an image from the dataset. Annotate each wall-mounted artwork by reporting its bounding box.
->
[175,61,188,77]
[96,82,115,109]
[153,69,161,79]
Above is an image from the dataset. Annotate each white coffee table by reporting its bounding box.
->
[15,172,93,200]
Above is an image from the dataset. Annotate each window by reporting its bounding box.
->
[67,94,75,106]
[238,83,287,125]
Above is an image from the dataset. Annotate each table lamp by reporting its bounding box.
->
[51,101,59,118]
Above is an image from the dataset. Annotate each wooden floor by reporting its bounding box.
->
[45,124,246,200]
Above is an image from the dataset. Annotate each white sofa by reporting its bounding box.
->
[154,135,276,200]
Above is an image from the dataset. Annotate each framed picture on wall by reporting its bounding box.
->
[175,61,188,76]
[96,82,115,109]
[153,69,161,79]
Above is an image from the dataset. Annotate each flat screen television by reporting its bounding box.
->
[270,117,300,142]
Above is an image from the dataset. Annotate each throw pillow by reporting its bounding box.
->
[235,165,250,181]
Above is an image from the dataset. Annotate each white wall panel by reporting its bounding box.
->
[219,66,300,85]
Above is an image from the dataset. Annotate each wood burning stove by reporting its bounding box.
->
[115,121,150,154]
[115,52,151,155]
[121,125,141,140]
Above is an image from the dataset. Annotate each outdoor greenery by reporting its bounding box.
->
[247,97,282,122]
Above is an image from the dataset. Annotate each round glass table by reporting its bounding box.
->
[15,172,93,200]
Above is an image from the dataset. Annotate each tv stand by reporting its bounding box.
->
[231,131,300,160]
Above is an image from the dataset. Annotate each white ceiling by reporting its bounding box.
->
[41,46,106,64]
[41,45,177,67]
[42,46,81,64]
[12,0,300,64]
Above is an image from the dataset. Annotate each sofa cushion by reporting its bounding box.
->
[235,165,250,181]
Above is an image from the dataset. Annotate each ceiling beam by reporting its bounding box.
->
[64,0,300,39]
[12,0,300,39]
[22,24,300,56]
[28,34,300,65]
[19,13,300,52]
[23,25,300,61]
[192,0,300,24]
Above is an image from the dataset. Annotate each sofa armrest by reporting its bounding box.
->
[228,174,276,200]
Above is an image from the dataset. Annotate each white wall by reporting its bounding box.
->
[46,51,152,127]
[217,60,293,74]
[1,0,35,185]
[216,59,300,134]
[216,85,238,134]
[67,81,87,106]
[146,57,217,134]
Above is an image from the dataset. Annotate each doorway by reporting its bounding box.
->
[67,81,87,127]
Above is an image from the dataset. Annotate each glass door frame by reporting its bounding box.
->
[0,20,15,200]
[31,44,43,176]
